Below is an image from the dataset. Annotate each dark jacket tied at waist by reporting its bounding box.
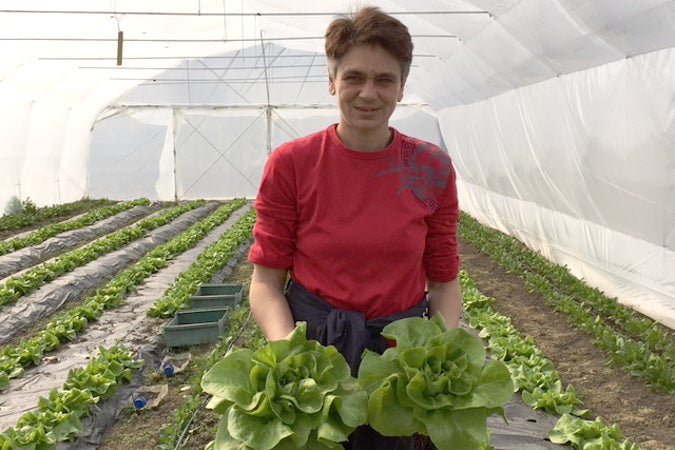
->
[285,280,428,376]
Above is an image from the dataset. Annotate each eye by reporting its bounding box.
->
[343,73,363,83]
[376,77,395,86]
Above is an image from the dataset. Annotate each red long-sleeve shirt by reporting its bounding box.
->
[249,124,460,319]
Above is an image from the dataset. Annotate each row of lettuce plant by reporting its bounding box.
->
[0,198,151,256]
[0,344,143,449]
[147,206,257,318]
[0,199,248,391]
[99,207,258,449]
[458,213,674,393]
[460,271,640,450]
[0,200,204,308]
[140,209,257,447]
[463,216,673,359]
[46,208,258,449]
[0,198,115,233]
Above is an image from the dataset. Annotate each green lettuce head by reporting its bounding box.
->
[201,322,368,450]
[358,315,514,449]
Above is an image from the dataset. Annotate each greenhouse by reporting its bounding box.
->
[0,1,673,449]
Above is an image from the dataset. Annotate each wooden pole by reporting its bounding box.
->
[116,30,123,65]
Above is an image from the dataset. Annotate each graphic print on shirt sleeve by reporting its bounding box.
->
[378,137,452,212]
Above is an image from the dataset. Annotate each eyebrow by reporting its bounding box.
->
[342,69,397,78]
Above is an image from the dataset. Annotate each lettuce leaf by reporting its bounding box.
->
[202,322,368,450]
[358,314,514,449]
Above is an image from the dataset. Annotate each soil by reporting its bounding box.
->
[458,239,674,450]
[96,238,675,450]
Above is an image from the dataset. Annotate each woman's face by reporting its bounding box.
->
[329,44,405,141]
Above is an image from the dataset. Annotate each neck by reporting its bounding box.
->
[336,125,393,152]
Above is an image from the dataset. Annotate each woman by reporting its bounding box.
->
[248,6,461,449]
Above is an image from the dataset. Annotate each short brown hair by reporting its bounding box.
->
[325,6,413,81]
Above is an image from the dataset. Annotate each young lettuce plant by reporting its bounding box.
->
[549,414,640,449]
[201,322,368,450]
[358,315,514,450]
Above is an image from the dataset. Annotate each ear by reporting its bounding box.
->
[397,81,405,102]
[328,76,336,96]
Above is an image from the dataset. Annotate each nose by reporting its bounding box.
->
[358,79,378,100]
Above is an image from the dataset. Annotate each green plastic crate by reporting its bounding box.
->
[163,308,228,347]
[190,283,243,310]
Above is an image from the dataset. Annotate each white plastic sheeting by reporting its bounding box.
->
[441,47,675,328]
[0,0,673,327]
[87,103,444,201]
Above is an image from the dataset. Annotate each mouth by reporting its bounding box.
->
[355,105,378,113]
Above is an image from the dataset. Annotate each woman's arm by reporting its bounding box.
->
[249,263,296,341]
[426,277,462,328]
